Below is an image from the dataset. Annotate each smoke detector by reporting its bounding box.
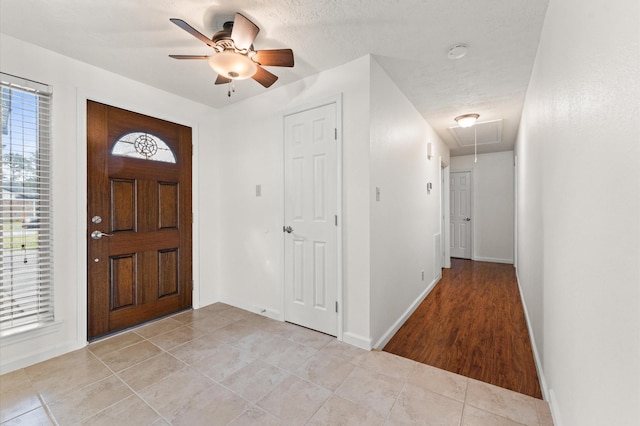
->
[448,43,469,60]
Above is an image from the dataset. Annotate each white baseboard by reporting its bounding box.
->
[515,271,563,425]
[515,271,548,398]
[216,296,281,321]
[0,341,85,375]
[473,256,514,264]
[372,277,440,350]
[548,388,564,426]
[342,331,372,350]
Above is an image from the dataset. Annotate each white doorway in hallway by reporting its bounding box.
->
[450,171,472,259]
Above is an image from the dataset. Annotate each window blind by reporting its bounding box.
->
[0,73,54,338]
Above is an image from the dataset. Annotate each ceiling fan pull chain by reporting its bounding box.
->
[474,126,478,163]
[227,81,237,97]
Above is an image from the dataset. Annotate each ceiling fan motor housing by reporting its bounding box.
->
[211,21,234,44]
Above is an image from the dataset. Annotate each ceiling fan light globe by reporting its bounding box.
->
[454,113,480,128]
[208,51,257,80]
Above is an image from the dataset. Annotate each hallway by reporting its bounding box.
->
[384,259,542,399]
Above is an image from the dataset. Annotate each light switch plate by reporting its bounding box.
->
[256,184,262,197]
[376,187,381,201]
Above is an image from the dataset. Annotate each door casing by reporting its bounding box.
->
[440,159,451,269]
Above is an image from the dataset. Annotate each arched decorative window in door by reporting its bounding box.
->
[111,132,177,163]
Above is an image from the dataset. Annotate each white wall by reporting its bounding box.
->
[0,35,222,373]
[215,56,373,347]
[215,55,451,349]
[515,0,640,424]
[369,59,449,347]
[451,151,514,263]
[0,40,451,369]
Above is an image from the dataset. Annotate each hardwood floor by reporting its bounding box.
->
[383,259,543,399]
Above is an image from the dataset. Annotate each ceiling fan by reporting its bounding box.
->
[169,13,294,91]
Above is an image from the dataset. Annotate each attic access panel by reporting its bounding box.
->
[448,119,503,148]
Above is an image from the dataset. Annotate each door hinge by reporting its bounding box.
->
[335,214,338,226]
[334,128,337,140]
[335,301,338,313]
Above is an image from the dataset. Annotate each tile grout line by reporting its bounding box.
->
[0,397,59,426]
[115,316,250,424]
[86,341,175,425]
[463,379,538,426]
[460,376,471,425]
[142,322,288,424]
[275,341,367,424]
[324,361,388,421]
[27,350,117,425]
[20,368,59,426]
[384,379,408,424]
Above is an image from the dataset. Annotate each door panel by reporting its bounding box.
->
[450,171,472,259]
[284,103,337,336]
[313,155,327,220]
[111,179,136,231]
[159,183,179,229]
[313,242,327,308]
[87,101,192,340]
[111,255,136,309]
[158,249,179,297]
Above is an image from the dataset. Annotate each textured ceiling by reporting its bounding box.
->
[0,0,549,156]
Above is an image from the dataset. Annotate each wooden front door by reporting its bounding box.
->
[87,101,192,340]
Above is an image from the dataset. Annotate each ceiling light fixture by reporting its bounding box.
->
[454,113,480,128]
[207,51,258,80]
[454,113,481,163]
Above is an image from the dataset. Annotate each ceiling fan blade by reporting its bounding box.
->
[169,55,210,59]
[253,49,294,67]
[231,13,260,50]
[215,75,232,85]
[170,18,216,49]
[252,66,278,88]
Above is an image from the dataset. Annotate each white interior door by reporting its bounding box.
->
[283,103,338,336]
[450,171,472,259]
[440,164,446,270]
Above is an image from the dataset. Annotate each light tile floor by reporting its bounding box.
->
[0,303,554,425]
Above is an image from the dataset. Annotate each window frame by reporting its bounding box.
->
[0,73,55,340]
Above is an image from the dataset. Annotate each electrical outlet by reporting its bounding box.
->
[256,184,261,197]
[376,187,381,201]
